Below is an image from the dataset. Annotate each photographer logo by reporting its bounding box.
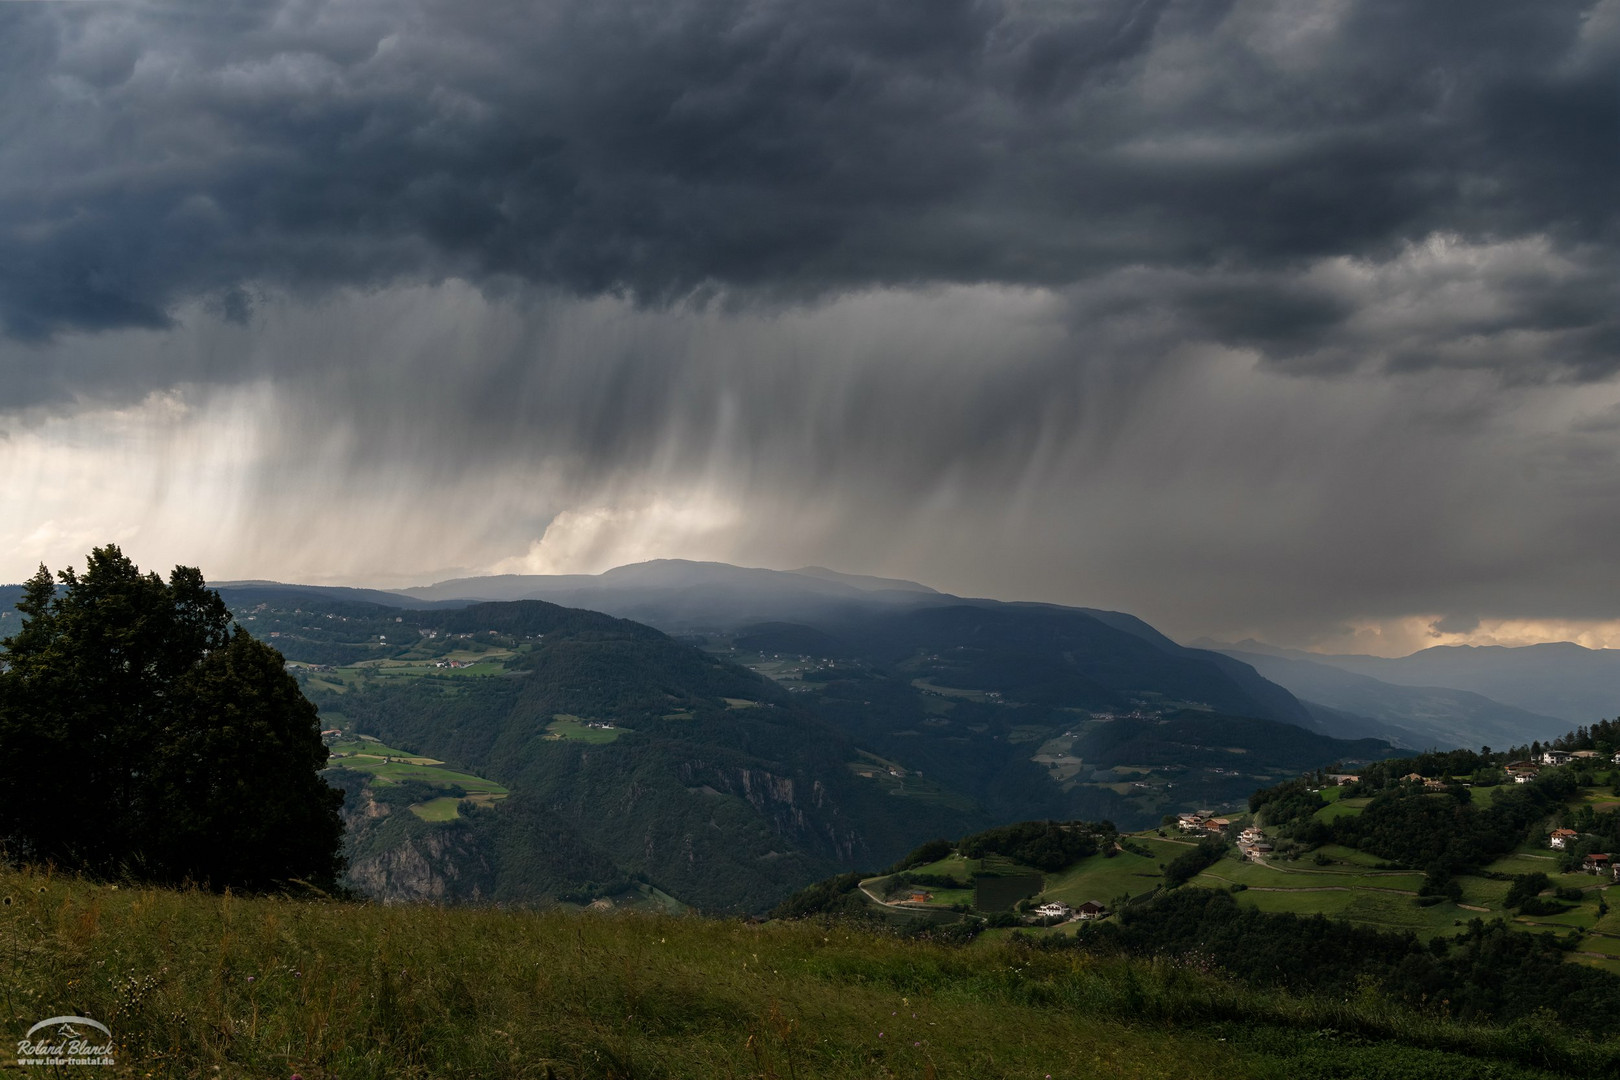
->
[16,1016,116,1067]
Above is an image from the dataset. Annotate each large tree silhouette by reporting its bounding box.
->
[0,546,343,889]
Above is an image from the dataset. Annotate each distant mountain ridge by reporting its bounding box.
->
[15,560,1605,747]
[1205,638,1619,729]
[1214,647,1569,748]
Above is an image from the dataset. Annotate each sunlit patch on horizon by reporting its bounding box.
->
[1285,616,1620,658]
[490,494,745,577]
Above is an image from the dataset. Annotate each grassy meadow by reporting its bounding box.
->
[544,716,627,744]
[2,864,1614,1080]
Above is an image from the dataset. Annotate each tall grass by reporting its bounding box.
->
[0,864,1609,1079]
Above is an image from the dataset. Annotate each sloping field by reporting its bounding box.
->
[1040,850,1167,908]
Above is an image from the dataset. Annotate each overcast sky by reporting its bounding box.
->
[3,0,1619,655]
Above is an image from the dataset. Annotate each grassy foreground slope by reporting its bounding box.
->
[2,866,1611,1080]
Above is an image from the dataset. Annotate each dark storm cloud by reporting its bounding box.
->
[3,0,1617,392]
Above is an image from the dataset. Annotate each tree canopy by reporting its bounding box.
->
[0,546,343,890]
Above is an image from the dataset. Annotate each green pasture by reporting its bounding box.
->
[909,678,997,703]
[1310,843,1395,868]
[1226,884,1481,936]
[1313,797,1368,823]
[546,715,627,743]
[352,760,506,793]
[922,888,975,906]
[1039,849,1166,908]
[327,736,510,821]
[1484,852,1597,892]
[1582,932,1620,957]
[1511,889,1611,933]
[1486,851,1562,875]
[1136,834,1200,859]
[409,797,464,822]
[1454,876,1512,911]
[328,737,436,761]
[364,659,505,678]
[1572,953,1620,977]
[1196,857,1424,893]
[908,853,979,879]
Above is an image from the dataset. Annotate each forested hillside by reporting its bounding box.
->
[189,585,1404,911]
[266,599,983,911]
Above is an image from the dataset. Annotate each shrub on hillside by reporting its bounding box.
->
[958,820,1104,871]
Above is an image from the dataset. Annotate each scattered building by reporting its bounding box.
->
[1178,812,1208,832]
[1506,761,1541,783]
[1034,901,1071,920]
[1237,826,1274,860]
[1541,750,1573,766]
[1075,901,1108,920]
[1583,853,1611,874]
[1549,828,1578,850]
[1327,774,1360,785]
[1204,817,1231,833]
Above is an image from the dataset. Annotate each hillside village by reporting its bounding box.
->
[783,731,1620,988]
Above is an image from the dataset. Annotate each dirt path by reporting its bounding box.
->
[857,878,939,910]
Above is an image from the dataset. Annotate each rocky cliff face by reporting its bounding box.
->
[339,783,496,904]
[345,825,495,903]
[680,761,865,864]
